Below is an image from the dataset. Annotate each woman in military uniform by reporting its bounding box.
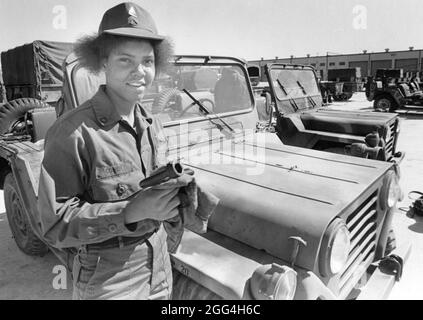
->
[38,2,178,300]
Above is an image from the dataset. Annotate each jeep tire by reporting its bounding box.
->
[4,173,49,256]
[0,98,50,135]
[152,88,181,114]
[373,95,397,112]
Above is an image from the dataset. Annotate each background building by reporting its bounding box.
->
[249,47,423,81]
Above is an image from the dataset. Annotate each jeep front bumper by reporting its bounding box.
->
[293,241,411,300]
[355,242,412,300]
[171,230,411,300]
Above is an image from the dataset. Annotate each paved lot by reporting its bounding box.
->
[0,92,422,299]
[328,92,423,300]
[0,211,72,299]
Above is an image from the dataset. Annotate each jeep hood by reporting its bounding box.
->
[299,108,398,136]
[178,133,391,270]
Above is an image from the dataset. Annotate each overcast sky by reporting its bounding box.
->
[1,0,423,60]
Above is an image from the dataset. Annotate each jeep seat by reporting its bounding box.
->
[29,107,57,142]
[408,81,422,95]
[398,83,422,98]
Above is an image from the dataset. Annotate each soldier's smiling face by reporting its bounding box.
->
[104,39,155,103]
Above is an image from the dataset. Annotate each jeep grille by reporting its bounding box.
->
[385,120,397,161]
[338,191,378,298]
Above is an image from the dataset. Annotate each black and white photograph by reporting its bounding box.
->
[0,0,422,304]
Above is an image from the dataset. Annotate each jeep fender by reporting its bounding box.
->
[293,269,336,300]
[172,229,337,300]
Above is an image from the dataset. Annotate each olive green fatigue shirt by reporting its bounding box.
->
[38,85,168,249]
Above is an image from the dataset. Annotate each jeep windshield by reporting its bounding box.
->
[265,64,323,114]
[67,55,254,125]
[143,57,254,124]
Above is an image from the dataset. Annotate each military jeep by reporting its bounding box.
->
[253,64,403,163]
[0,42,410,300]
[365,68,423,111]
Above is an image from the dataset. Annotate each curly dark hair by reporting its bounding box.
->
[74,33,174,76]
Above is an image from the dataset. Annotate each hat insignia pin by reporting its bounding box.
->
[128,6,137,17]
[128,6,138,25]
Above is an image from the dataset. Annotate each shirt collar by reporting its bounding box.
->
[91,85,153,128]
[134,101,153,127]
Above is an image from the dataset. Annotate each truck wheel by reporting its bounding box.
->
[152,88,181,114]
[373,96,396,112]
[0,98,50,134]
[4,173,48,256]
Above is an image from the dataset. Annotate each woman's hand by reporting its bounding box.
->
[124,187,180,224]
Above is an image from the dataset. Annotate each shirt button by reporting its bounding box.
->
[99,117,108,125]
[108,224,118,233]
[86,227,98,238]
[116,183,128,196]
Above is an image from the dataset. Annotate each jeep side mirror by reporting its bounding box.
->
[247,66,261,86]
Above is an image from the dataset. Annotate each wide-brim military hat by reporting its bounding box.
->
[98,2,164,41]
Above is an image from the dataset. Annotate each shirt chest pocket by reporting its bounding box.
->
[91,162,143,201]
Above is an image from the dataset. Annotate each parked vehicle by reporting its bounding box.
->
[320,68,362,102]
[0,40,73,107]
[0,43,410,300]
[365,68,423,111]
[252,64,403,163]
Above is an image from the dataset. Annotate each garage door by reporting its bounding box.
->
[395,59,418,73]
[371,60,392,75]
[349,61,368,78]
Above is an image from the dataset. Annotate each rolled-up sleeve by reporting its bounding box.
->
[37,125,135,249]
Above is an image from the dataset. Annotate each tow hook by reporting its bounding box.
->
[379,254,404,281]
[288,236,307,268]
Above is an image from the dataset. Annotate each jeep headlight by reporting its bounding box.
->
[250,263,297,300]
[380,171,401,210]
[319,219,351,276]
[329,225,350,273]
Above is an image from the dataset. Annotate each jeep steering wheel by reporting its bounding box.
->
[179,98,215,118]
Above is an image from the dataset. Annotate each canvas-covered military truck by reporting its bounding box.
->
[0,43,410,299]
[366,68,423,111]
[253,64,404,164]
[1,41,73,106]
[324,68,362,102]
[0,41,74,142]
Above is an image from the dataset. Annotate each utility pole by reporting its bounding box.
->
[368,52,371,77]
[326,52,329,81]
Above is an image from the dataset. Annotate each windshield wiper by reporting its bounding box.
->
[297,80,318,108]
[296,81,307,95]
[182,89,235,138]
[276,79,288,95]
[288,98,299,111]
[307,96,317,108]
[276,79,298,111]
